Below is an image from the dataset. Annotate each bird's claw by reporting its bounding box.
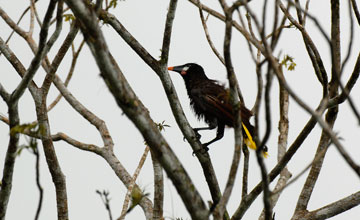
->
[182,130,202,142]
[193,130,202,140]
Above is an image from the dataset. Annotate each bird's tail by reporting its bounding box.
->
[241,122,268,158]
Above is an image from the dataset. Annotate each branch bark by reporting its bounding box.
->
[64,1,209,219]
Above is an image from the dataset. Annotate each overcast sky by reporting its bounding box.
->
[1,0,360,219]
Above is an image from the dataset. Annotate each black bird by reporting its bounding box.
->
[168,63,268,157]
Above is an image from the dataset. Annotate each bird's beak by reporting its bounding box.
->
[168,65,187,75]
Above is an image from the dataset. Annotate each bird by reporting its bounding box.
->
[168,63,268,157]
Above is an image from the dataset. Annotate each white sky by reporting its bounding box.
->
[1,0,360,219]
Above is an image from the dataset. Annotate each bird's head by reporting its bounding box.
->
[168,63,208,81]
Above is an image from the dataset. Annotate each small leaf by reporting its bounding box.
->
[144,121,170,146]
[156,120,170,132]
[280,55,296,71]
[63,14,75,22]
[109,0,117,8]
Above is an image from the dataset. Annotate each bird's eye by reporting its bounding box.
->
[181,66,189,75]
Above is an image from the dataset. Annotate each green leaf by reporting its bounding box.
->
[156,120,170,132]
[143,121,170,146]
[109,0,117,8]
[63,14,75,22]
[127,187,150,213]
[280,55,296,71]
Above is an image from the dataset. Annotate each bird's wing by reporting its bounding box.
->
[190,82,253,126]
[203,93,234,123]
[203,90,253,124]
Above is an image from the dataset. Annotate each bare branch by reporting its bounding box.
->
[271,142,329,197]
[197,0,225,65]
[213,3,244,219]
[0,6,28,39]
[294,108,337,213]
[29,0,35,36]
[32,143,43,220]
[47,39,85,112]
[119,147,150,220]
[11,0,57,102]
[328,53,360,122]
[0,103,20,220]
[233,103,326,219]
[64,1,209,218]
[260,67,292,220]
[188,0,265,53]
[341,0,355,74]
[98,11,160,73]
[0,83,10,103]
[294,191,360,220]
[350,0,360,25]
[278,1,329,96]
[241,145,250,198]
[159,0,177,65]
[52,132,102,154]
[242,3,273,219]
[100,151,154,219]
[0,36,38,92]
[151,150,164,220]
[100,3,224,210]
[96,190,113,220]
[0,1,37,48]
[0,114,10,125]
[51,132,154,218]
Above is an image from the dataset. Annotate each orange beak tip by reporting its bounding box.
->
[167,67,174,71]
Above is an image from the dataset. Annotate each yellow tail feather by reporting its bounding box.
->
[241,122,268,158]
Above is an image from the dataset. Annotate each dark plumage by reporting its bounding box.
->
[168,63,267,156]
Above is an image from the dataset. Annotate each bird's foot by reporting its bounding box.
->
[193,129,202,140]
[182,130,202,142]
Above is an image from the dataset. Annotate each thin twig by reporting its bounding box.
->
[33,145,43,220]
[241,146,249,198]
[197,0,225,65]
[350,0,360,25]
[271,142,330,197]
[150,150,164,220]
[96,190,113,220]
[118,147,150,220]
[29,0,35,36]
[213,3,242,219]
[47,39,85,112]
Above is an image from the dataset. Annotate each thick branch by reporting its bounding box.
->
[294,107,338,213]
[293,191,360,220]
[101,3,224,209]
[64,1,209,218]
[99,10,160,73]
[0,103,20,220]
